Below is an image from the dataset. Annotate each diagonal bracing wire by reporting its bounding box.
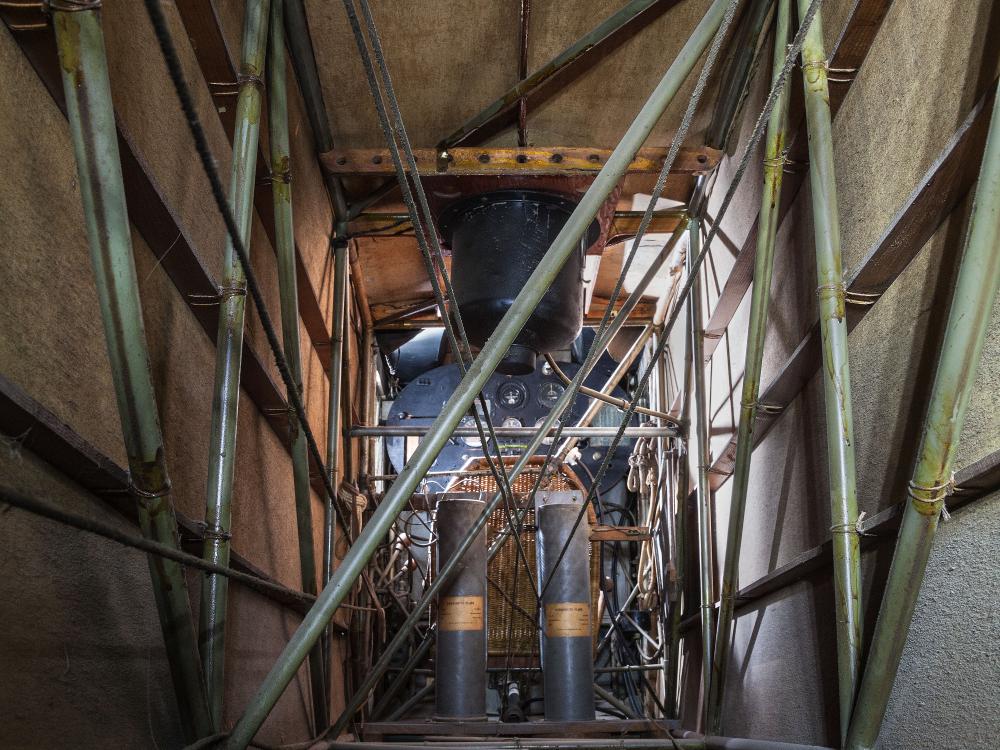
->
[141,0,354,537]
[340,0,541,594]
[536,0,827,602]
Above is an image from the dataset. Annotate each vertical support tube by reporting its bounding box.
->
[537,500,595,721]
[199,0,269,729]
[323,229,349,696]
[708,0,791,732]
[268,0,328,732]
[52,6,212,741]
[796,1,862,739]
[688,219,714,729]
[224,4,731,742]
[845,78,1000,750]
[433,495,488,721]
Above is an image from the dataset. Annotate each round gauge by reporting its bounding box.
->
[459,416,482,447]
[534,417,561,445]
[537,381,565,409]
[501,417,523,429]
[496,380,528,410]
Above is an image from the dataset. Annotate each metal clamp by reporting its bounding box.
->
[45,0,101,11]
[128,477,171,500]
[189,284,247,306]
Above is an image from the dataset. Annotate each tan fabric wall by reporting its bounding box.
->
[0,1,356,745]
[673,0,1000,746]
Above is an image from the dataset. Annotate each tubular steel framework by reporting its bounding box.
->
[3,1,997,750]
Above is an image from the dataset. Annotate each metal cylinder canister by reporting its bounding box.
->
[433,494,488,720]
[536,500,595,720]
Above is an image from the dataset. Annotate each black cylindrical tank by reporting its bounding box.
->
[433,494,488,721]
[438,190,600,375]
[536,500,595,721]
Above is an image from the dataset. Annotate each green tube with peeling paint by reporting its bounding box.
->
[796,1,863,740]
[199,0,270,730]
[708,0,791,733]
[52,6,213,742]
[845,77,1000,750]
[267,0,328,732]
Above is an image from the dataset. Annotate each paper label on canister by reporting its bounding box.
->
[439,595,484,631]
[544,602,591,637]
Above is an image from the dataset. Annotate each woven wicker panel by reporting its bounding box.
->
[446,459,600,657]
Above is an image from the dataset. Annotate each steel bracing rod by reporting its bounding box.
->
[707,0,790,732]
[267,0,328,732]
[370,626,436,719]
[341,0,518,512]
[50,5,213,741]
[553,218,688,462]
[142,0,352,550]
[545,352,675,422]
[0,486,321,610]
[198,0,271,730]
[341,267,690,738]
[322,231,348,696]
[282,0,349,219]
[350,426,680,438]
[221,3,733,742]
[436,0,667,151]
[795,0,862,738]
[687,219,715,730]
[845,76,1000,750]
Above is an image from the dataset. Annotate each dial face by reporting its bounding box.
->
[459,416,482,447]
[537,380,565,409]
[501,417,523,429]
[534,417,561,445]
[496,380,528,410]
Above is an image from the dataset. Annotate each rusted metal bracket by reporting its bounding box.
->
[590,524,652,542]
[321,145,722,177]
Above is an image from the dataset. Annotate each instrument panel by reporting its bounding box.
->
[385,360,636,492]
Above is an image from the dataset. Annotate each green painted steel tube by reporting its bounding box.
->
[199,0,270,730]
[282,0,349,220]
[436,0,664,151]
[688,219,715,729]
[707,0,790,732]
[51,7,213,741]
[796,1,862,739]
[268,0,328,732]
[223,4,730,745]
[322,230,348,699]
[845,78,1000,750]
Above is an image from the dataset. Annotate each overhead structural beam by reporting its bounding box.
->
[435,0,680,151]
[706,79,998,491]
[845,75,1000,750]
[707,0,790,732]
[222,3,733,744]
[321,145,721,176]
[50,5,212,741]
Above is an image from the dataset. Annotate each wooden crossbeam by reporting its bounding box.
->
[321,145,721,177]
